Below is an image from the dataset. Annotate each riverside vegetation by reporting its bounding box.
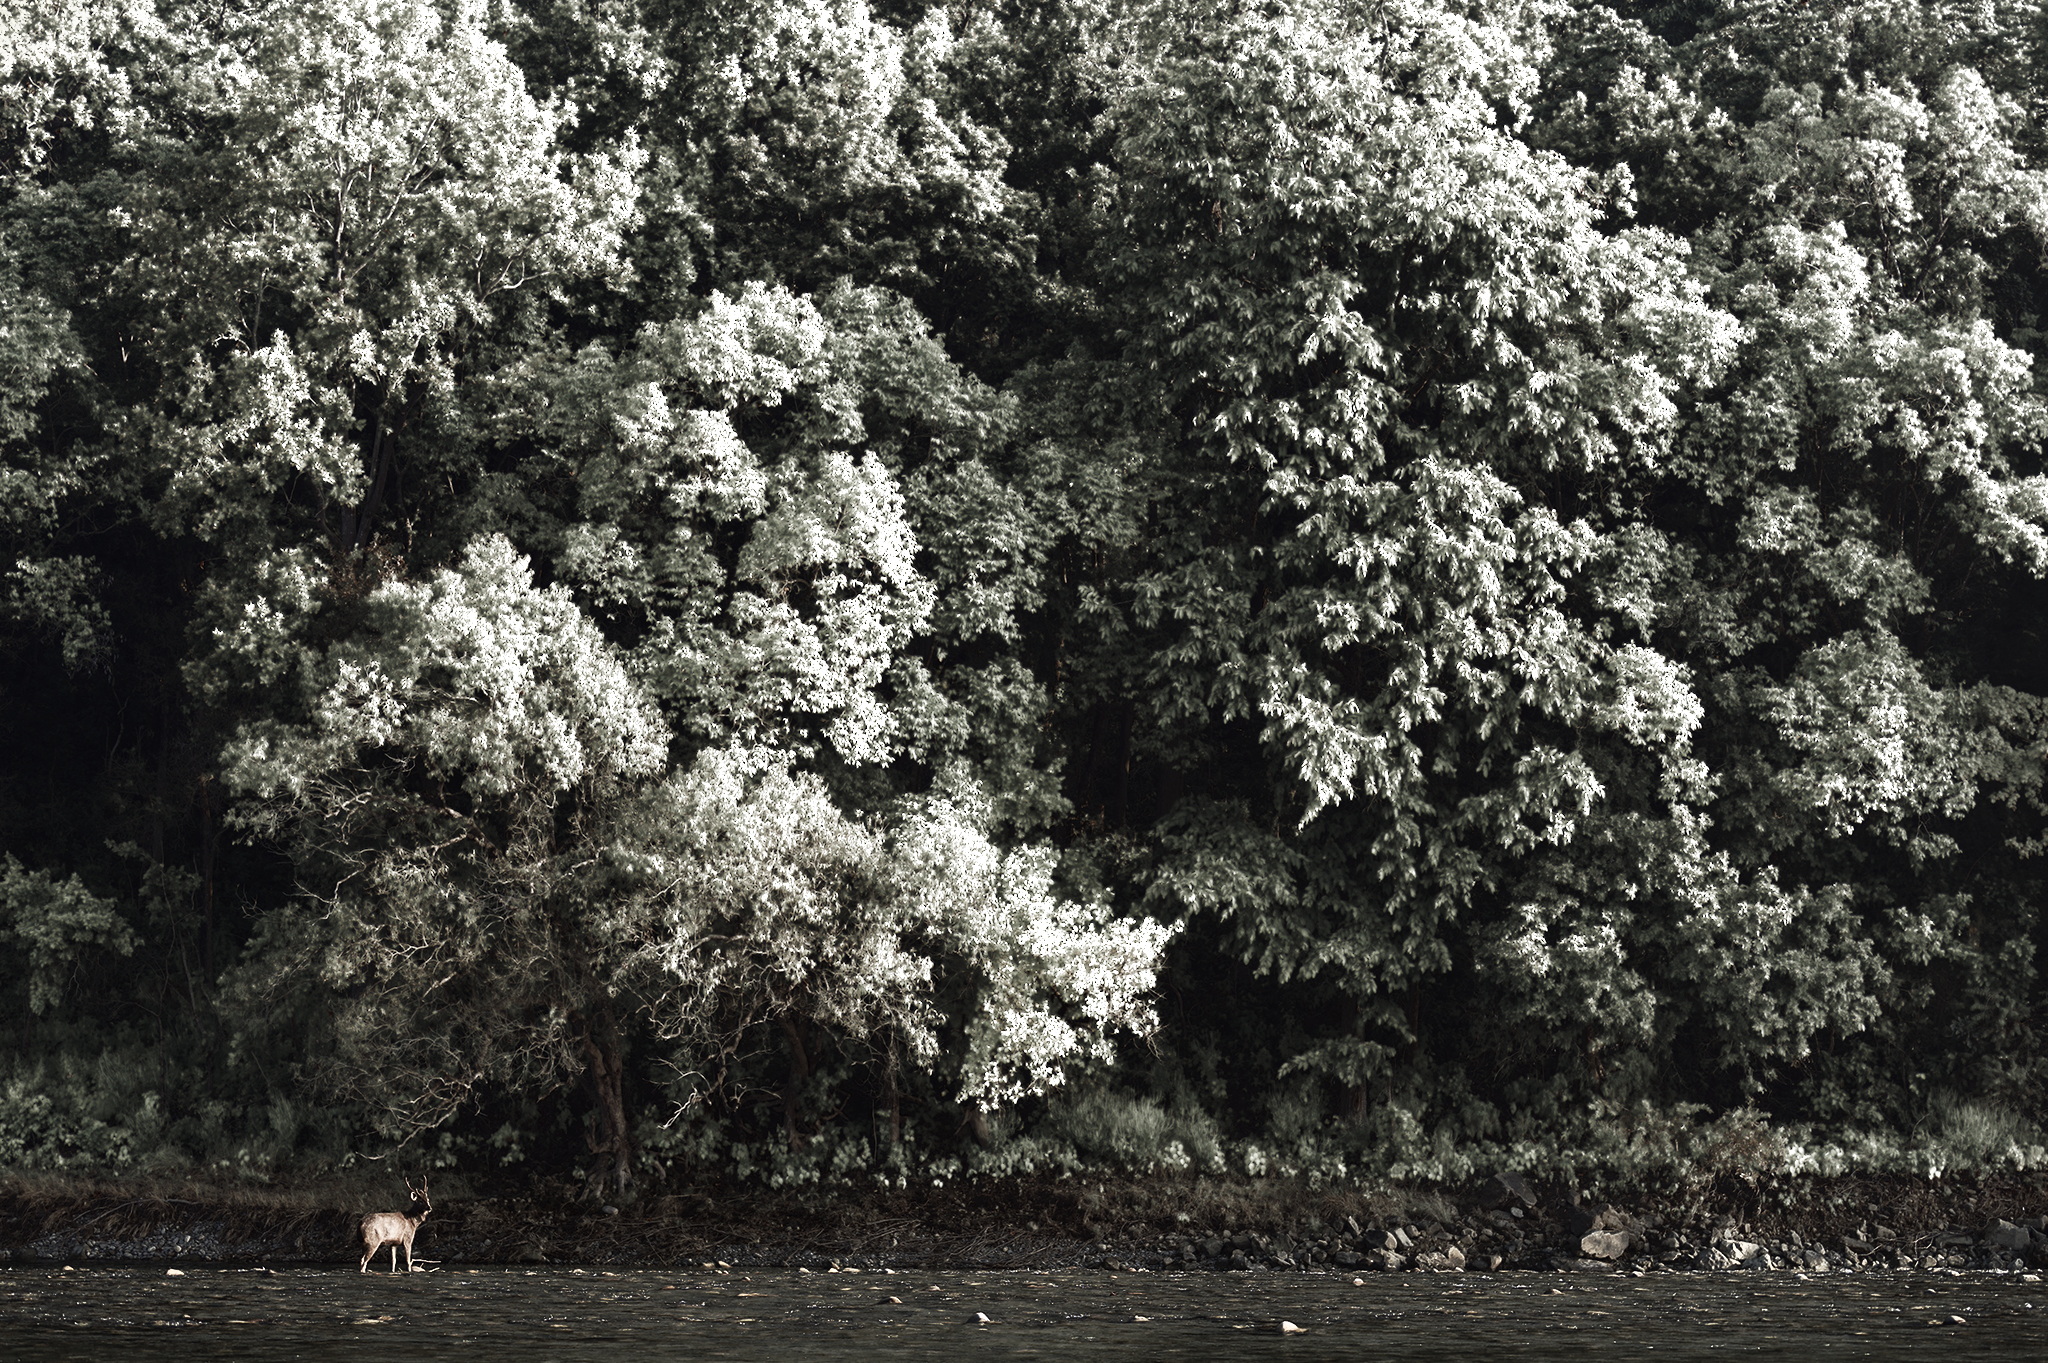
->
[5,1166,2046,1277]
[2,0,2047,1221]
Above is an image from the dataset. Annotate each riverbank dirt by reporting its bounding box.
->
[3,1168,2044,1277]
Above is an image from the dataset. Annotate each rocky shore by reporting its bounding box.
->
[4,1169,2044,1277]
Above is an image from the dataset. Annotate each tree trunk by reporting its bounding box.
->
[340,404,394,554]
[1342,997,1371,1128]
[884,1034,902,1148]
[779,1015,813,1150]
[191,771,221,979]
[578,1002,634,1199]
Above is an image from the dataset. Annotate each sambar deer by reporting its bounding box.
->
[358,1177,431,1273]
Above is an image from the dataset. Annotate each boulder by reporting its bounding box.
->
[1986,1221,2031,1252]
[1200,1237,1225,1259]
[1333,1251,1362,1270]
[1580,1231,1632,1261]
[1567,1202,1636,1240]
[1475,1171,1537,1210]
[1718,1240,1762,1264]
[1361,1229,1399,1253]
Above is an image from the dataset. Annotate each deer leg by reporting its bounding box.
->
[388,1243,399,1273]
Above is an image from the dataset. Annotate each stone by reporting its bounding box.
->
[1476,1171,1537,1210]
[1370,1250,1407,1272]
[1392,1226,1414,1250]
[1333,1251,1362,1269]
[1443,1246,1466,1270]
[974,1312,992,1324]
[1801,1249,1830,1271]
[1344,1215,1365,1237]
[1720,1240,1763,1264]
[1580,1231,1632,1261]
[1841,1236,1874,1254]
[1361,1230,1399,1253]
[1279,1321,1307,1334]
[1200,1237,1225,1259]
[1988,1221,2031,1252]
[1570,1202,1635,1240]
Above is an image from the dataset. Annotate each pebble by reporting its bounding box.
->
[165,1268,186,1276]
[973,1312,992,1324]
[1279,1320,1307,1334]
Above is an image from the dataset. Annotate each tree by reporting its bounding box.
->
[103,0,638,573]
[223,535,1172,1187]
[1050,0,1741,1131]
[223,535,669,1188]
[1516,0,2048,1126]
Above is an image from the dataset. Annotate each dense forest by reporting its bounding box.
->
[3,0,2046,1196]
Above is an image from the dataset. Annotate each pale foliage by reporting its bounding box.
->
[611,748,1173,1110]
[224,535,668,807]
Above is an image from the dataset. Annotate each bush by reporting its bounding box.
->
[1046,1089,1222,1173]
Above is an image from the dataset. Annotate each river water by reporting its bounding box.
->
[0,1263,2039,1359]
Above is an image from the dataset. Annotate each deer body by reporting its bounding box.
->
[358,1179,431,1273]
